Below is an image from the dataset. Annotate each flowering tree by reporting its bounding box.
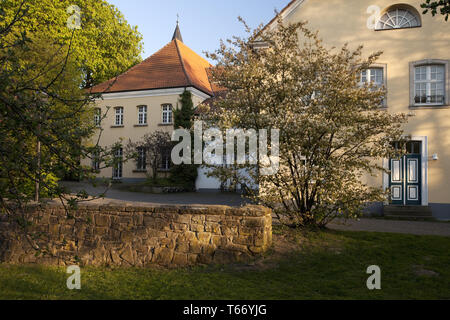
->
[204,18,408,227]
[126,131,172,181]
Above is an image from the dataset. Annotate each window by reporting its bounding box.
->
[414,65,445,105]
[94,108,101,127]
[136,147,146,171]
[410,60,449,107]
[162,104,173,124]
[115,107,124,126]
[138,105,147,125]
[360,68,383,86]
[92,151,100,171]
[113,148,123,179]
[160,147,171,171]
[376,5,421,30]
[392,141,421,154]
[359,66,387,107]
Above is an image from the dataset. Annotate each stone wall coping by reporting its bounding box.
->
[22,201,271,217]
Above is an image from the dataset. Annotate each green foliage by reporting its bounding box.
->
[1,0,143,86]
[20,172,59,199]
[0,3,126,214]
[174,90,195,129]
[170,164,198,191]
[170,90,198,191]
[421,0,450,21]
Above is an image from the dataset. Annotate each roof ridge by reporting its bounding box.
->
[174,39,193,88]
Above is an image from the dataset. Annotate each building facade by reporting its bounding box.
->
[86,2,450,218]
[265,0,450,219]
[85,25,217,187]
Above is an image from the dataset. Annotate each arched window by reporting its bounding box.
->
[376,5,421,30]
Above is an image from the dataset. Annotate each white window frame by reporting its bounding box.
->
[160,148,171,171]
[375,5,421,31]
[359,64,388,108]
[136,147,146,171]
[138,105,147,125]
[413,65,445,106]
[360,68,384,86]
[94,108,101,127]
[113,148,123,179]
[162,104,173,124]
[115,107,124,126]
[410,59,450,108]
[92,151,100,171]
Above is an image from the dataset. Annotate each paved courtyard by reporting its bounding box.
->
[62,182,449,237]
[61,181,248,206]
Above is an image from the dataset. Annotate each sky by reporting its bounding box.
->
[108,0,290,60]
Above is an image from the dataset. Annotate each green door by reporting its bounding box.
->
[405,154,421,205]
[389,142,422,206]
[389,157,404,205]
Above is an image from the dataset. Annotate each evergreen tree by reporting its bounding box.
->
[170,90,198,191]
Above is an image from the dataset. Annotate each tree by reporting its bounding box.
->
[204,18,408,227]
[2,0,143,87]
[421,0,450,21]
[126,131,172,181]
[0,2,121,216]
[170,90,198,191]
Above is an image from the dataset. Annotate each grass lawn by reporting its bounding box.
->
[0,227,449,300]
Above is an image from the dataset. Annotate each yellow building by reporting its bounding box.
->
[87,3,449,218]
[86,24,217,185]
[264,0,450,218]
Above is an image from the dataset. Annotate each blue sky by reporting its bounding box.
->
[108,0,289,60]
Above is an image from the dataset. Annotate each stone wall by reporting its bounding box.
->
[0,203,272,267]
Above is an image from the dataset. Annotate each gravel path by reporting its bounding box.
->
[328,218,450,237]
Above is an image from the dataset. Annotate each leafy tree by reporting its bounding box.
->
[126,131,172,181]
[2,0,143,87]
[170,90,198,191]
[421,0,450,20]
[204,18,408,227]
[0,2,122,218]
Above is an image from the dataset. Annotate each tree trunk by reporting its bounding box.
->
[35,135,41,202]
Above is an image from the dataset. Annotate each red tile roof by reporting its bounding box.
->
[90,39,215,96]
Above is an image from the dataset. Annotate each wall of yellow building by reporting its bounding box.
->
[280,0,450,204]
[82,89,207,180]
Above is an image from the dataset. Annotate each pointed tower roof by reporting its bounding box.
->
[90,36,217,96]
[172,22,183,42]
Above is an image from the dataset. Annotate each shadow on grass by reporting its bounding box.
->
[1,228,449,300]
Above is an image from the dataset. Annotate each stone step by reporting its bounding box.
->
[384,205,433,218]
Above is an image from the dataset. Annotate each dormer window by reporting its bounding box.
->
[376,5,421,30]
